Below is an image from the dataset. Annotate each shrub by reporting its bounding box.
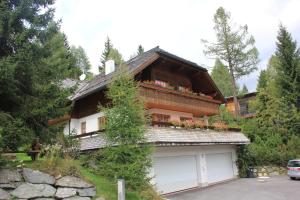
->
[100,66,153,191]
[1,118,34,151]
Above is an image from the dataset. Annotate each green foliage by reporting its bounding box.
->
[99,37,124,73]
[100,36,113,69]
[239,84,248,95]
[99,66,152,191]
[237,26,300,176]
[70,45,93,80]
[0,1,77,150]
[275,25,300,109]
[1,118,34,151]
[211,59,234,97]
[137,45,144,55]
[203,7,258,116]
[209,105,241,128]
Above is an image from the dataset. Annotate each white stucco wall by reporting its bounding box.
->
[63,112,104,135]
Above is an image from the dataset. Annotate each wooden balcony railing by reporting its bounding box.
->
[139,82,221,116]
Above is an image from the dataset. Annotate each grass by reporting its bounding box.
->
[80,167,142,200]
[13,153,159,200]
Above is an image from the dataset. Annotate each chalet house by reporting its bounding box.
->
[225,92,257,118]
[61,47,249,194]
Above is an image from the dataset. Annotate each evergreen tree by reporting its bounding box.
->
[100,65,152,190]
[211,59,233,97]
[99,37,124,73]
[70,45,93,80]
[275,25,300,109]
[107,48,124,66]
[99,37,113,73]
[0,0,77,149]
[202,7,259,116]
[137,45,144,55]
[257,70,268,91]
[239,84,249,95]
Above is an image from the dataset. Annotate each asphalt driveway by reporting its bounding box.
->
[166,176,300,200]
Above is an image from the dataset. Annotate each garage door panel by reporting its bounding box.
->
[206,152,234,184]
[153,155,198,194]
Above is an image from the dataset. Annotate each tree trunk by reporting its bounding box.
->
[228,65,240,117]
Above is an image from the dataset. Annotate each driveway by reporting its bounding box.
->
[166,176,300,200]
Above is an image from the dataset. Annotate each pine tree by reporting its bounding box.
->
[100,65,152,190]
[99,37,124,73]
[202,7,259,117]
[99,37,113,73]
[239,84,249,95]
[211,59,234,97]
[0,1,77,149]
[70,45,93,80]
[137,45,144,55]
[257,70,268,91]
[275,25,300,109]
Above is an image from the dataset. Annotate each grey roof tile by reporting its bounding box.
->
[79,127,249,151]
[71,46,208,101]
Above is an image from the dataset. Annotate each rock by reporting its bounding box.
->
[34,199,56,200]
[270,171,279,176]
[0,169,22,183]
[63,196,91,200]
[258,173,263,177]
[55,187,77,198]
[0,183,16,189]
[77,187,96,197]
[0,188,11,200]
[56,176,93,188]
[11,183,56,199]
[22,168,55,185]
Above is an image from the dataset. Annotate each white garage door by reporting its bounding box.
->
[153,155,198,194]
[206,152,234,184]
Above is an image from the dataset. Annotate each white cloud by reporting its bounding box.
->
[54,0,300,92]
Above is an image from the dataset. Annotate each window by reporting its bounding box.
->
[98,117,106,130]
[288,161,300,167]
[154,80,167,88]
[180,117,192,121]
[152,114,170,123]
[81,122,86,134]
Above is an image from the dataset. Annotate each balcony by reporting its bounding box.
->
[139,82,221,116]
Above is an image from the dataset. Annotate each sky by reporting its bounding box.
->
[54,0,300,92]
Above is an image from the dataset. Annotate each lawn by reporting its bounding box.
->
[14,153,146,200]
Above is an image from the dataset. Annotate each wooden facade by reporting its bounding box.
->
[70,55,223,120]
[225,92,257,118]
[140,82,220,116]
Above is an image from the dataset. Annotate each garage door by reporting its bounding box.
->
[206,152,234,184]
[153,155,198,194]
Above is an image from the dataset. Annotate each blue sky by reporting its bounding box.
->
[54,0,300,92]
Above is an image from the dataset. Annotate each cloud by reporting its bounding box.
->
[54,0,300,91]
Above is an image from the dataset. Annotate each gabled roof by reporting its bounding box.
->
[225,92,258,102]
[80,127,249,151]
[71,46,224,102]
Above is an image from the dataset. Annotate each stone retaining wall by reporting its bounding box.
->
[253,166,287,177]
[0,168,96,200]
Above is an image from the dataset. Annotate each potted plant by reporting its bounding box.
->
[213,121,228,131]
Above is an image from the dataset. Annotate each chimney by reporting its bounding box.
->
[105,60,115,75]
